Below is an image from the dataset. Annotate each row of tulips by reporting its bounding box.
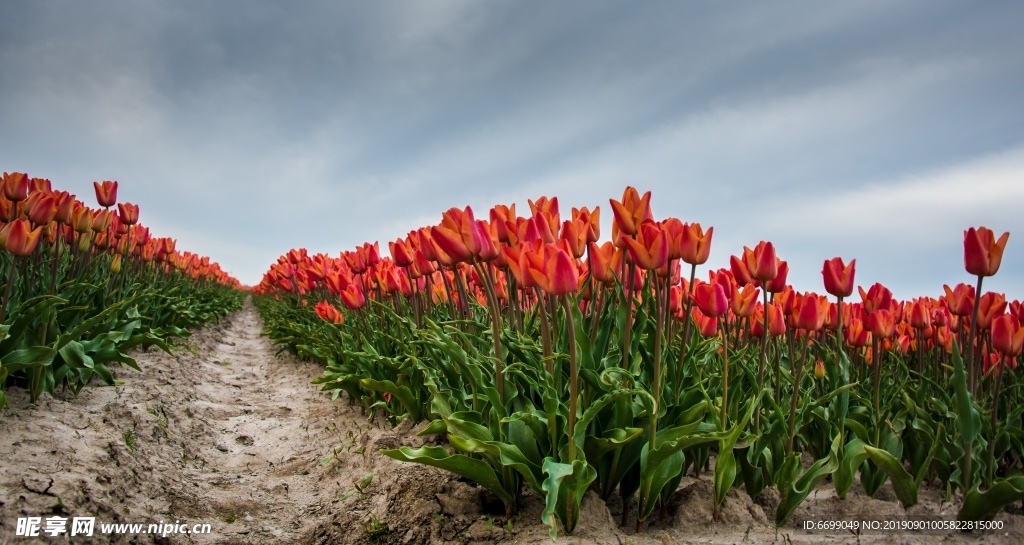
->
[255,187,1022,538]
[0,171,244,410]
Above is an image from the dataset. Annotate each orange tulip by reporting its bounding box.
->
[992,315,1024,358]
[314,300,346,325]
[859,283,893,314]
[117,202,140,225]
[2,172,30,202]
[866,309,896,339]
[731,283,760,318]
[942,283,974,317]
[1,218,43,256]
[25,191,57,226]
[559,219,587,259]
[528,196,560,243]
[845,318,872,348]
[609,186,652,238]
[976,292,1007,330]
[679,223,713,266]
[489,204,517,243]
[93,180,118,207]
[340,284,366,310]
[622,221,668,271]
[822,257,856,298]
[963,226,1009,278]
[588,241,617,285]
[572,206,600,243]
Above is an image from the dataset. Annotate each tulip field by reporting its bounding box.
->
[254,187,1024,539]
[0,172,243,411]
[3,173,1023,542]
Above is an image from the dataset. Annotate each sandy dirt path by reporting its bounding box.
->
[2,299,1022,544]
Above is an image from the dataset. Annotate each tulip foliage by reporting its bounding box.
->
[255,188,1023,537]
[0,171,244,409]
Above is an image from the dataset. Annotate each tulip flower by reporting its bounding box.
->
[795,293,828,332]
[751,303,786,337]
[588,241,617,285]
[543,244,579,296]
[693,281,728,318]
[340,284,367,310]
[314,300,346,325]
[559,219,587,259]
[2,171,30,202]
[845,318,871,348]
[964,227,1009,278]
[489,204,517,243]
[1,219,43,256]
[110,254,122,274]
[743,241,778,283]
[908,299,932,330]
[25,191,57,226]
[866,309,895,339]
[764,259,789,294]
[692,308,718,336]
[117,202,140,225]
[976,292,1007,330]
[859,283,893,314]
[679,223,713,266]
[609,186,652,238]
[93,180,118,208]
[571,206,600,243]
[992,315,1024,358]
[731,283,759,318]
[822,257,856,298]
[622,221,668,271]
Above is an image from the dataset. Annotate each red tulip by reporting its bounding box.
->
[795,293,828,332]
[693,281,728,318]
[822,257,856,298]
[543,244,579,296]
[93,180,118,208]
[964,226,1009,278]
[908,299,932,329]
[692,308,719,336]
[992,315,1024,357]
[752,302,786,338]
[1,218,43,256]
[764,259,789,293]
[743,241,778,283]
[845,318,872,348]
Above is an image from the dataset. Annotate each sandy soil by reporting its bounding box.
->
[1,299,1021,544]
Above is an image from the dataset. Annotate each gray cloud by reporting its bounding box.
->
[2,1,1022,297]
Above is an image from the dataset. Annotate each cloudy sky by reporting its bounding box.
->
[2,1,1022,298]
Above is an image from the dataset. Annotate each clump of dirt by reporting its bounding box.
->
[2,298,1022,544]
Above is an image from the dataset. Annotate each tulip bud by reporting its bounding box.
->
[110,254,122,274]
[814,360,826,379]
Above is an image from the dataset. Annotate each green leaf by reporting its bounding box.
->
[381,445,514,507]
[959,475,1024,522]
[540,457,597,540]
